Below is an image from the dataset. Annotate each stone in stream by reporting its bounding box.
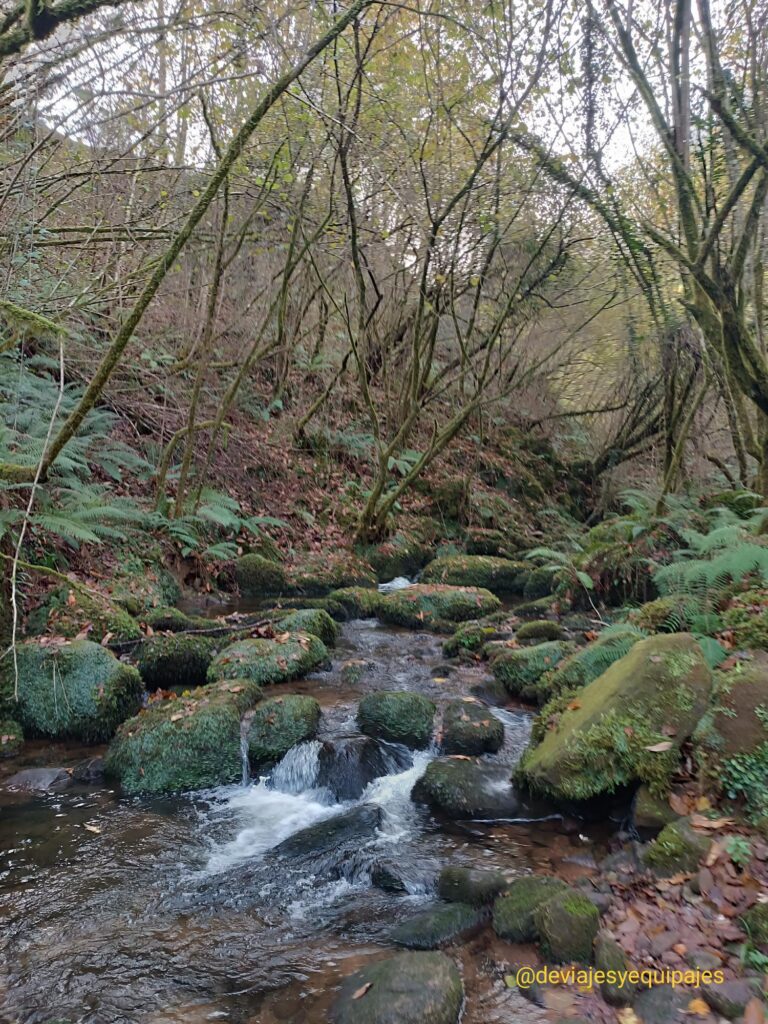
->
[421,555,528,593]
[515,619,566,642]
[234,553,287,595]
[246,694,321,768]
[206,633,328,686]
[273,803,382,860]
[411,757,522,818]
[376,583,501,629]
[640,817,712,875]
[273,607,340,646]
[135,634,218,690]
[437,866,507,906]
[332,951,463,1024]
[3,640,143,743]
[593,931,634,1006]
[357,691,435,749]
[490,641,575,704]
[533,888,599,963]
[390,902,482,949]
[317,736,411,801]
[440,700,503,756]
[3,766,72,791]
[492,876,568,941]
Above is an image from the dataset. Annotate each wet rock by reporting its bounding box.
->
[633,783,679,830]
[71,756,105,783]
[594,931,634,1006]
[411,758,520,818]
[391,902,482,949]
[641,817,711,875]
[274,803,382,860]
[533,888,599,963]
[518,634,713,801]
[136,634,218,690]
[490,641,575,703]
[702,979,758,1019]
[437,866,507,906]
[515,620,565,642]
[247,695,321,767]
[318,736,411,801]
[441,701,503,756]
[441,615,509,657]
[3,766,71,791]
[357,691,435,749]
[377,584,501,630]
[332,951,463,1024]
[492,876,568,941]
[275,608,340,646]
[421,555,527,594]
[4,640,143,743]
[632,984,689,1023]
[207,633,327,686]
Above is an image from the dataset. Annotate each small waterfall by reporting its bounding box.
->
[240,733,250,787]
[270,740,322,794]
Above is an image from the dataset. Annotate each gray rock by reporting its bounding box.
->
[702,979,760,1019]
[437,866,507,906]
[391,903,482,949]
[3,767,71,791]
[632,985,689,1024]
[331,951,463,1024]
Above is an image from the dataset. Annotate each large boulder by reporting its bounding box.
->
[330,586,384,619]
[247,694,321,767]
[378,584,500,630]
[27,585,142,643]
[4,640,142,743]
[317,736,411,800]
[492,876,568,941]
[135,634,218,690]
[274,608,339,646]
[207,633,327,685]
[641,817,711,875]
[518,634,713,801]
[421,555,527,593]
[441,700,503,756]
[273,803,382,860]
[104,678,262,794]
[358,691,435,749]
[391,903,482,949]
[540,627,644,697]
[332,951,463,1024]
[285,551,377,596]
[411,758,520,818]
[490,641,575,703]
[234,553,287,596]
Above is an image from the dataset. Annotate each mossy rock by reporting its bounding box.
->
[27,586,142,643]
[143,606,210,632]
[464,527,510,557]
[515,595,560,617]
[540,628,644,699]
[515,620,565,642]
[442,614,508,657]
[594,932,634,1006]
[641,817,711,875]
[423,476,471,523]
[247,694,321,766]
[523,567,558,600]
[285,551,376,596]
[136,634,218,690]
[437,866,507,906]
[331,951,463,1024]
[104,678,262,794]
[518,634,713,801]
[391,903,482,949]
[109,562,180,615]
[359,525,435,581]
[742,902,768,950]
[358,691,435,748]
[421,555,527,593]
[378,584,500,630]
[0,718,23,757]
[235,554,287,596]
[207,633,327,686]
[534,888,599,963]
[628,595,690,633]
[441,700,503,756]
[411,757,520,818]
[4,640,143,743]
[275,608,340,646]
[634,784,680,830]
[329,586,384,619]
[492,876,568,941]
[490,641,575,704]
[721,590,768,650]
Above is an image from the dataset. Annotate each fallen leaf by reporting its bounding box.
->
[567,700,582,710]
[669,792,691,815]
[352,982,372,1000]
[83,824,102,834]
[644,741,674,752]
[690,814,734,830]
[170,712,184,722]
[66,590,77,607]
[433,676,448,683]
[618,1010,640,1024]
[686,997,711,1016]
[695,795,712,811]
[672,942,687,955]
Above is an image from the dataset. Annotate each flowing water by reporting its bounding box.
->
[0,618,618,1024]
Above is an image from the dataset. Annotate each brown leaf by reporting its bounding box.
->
[66,589,77,607]
[644,740,674,752]
[567,699,582,710]
[352,983,372,1001]
[744,998,766,1024]
[690,814,734,830]
[686,997,711,1016]
[83,824,102,834]
[669,792,691,815]
[170,712,184,722]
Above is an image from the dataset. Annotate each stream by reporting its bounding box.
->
[0,617,617,1024]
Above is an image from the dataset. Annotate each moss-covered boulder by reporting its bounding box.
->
[441,614,508,657]
[515,595,560,617]
[421,555,526,593]
[234,554,287,596]
[742,902,768,950]
[27,585,142,643]
[3,640,142,743]
[628,595,690,633]
[143,606,210,632]
[633,784,679,830]
[534,888,599,963]
[0,719,23,757]
[359,525,435,581]
[523,567,558,600]
[515,619,565,642]
[438,866,507,906]
[594,932,634,1006]
[540,628,644,698]
[285,551,376,596]
[275,608,340,646]
[207,633,327,686]
[332,951,463,1024]
[721,591,768,649]
[490,641,575,703]
[518,634,713,801]
[378,584,500,630]
[104,678,262,794]
[411,758,520,818]
[247,694,321,766]
[391,903,482,949]
[136,634,218,690]
[492,876,567,941]
[108,561,180,614]
[358,691,435,748]
[641,817,711,875]
[441,700,503,756]
[330,586,384,619]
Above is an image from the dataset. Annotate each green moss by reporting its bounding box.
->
[27,586,142,643]
[109,562,180,614]
[105,678,262,794]
[4,640,143,743]
[442,614,508,657]
[491,641,574,703]
[634,784,680,830]
[540,628,643,697]
[329,586,384,619]
[0,718,23,756]
[358,523,435,580]
[332,951,463,1024]
[442,700,504,755]
[357,690,435,748]
[523,567,558,600]
[379,584,501,630]
[274,607,339,646]
[207,633,327,686]
[136,634,218,690]
[422,555,527,593]
[285,551,376,596]
[641,818,711,874]
[492,876,568,941]
[594,932,634,1006]
[235,554,287,596]
[628,595,690,633]
[143,606,207,632]
[247,694,321,766]
[534,889,599,963]
[516,619,565,642]
[742,903,768,949]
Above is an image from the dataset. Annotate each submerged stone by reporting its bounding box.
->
[247,694,321,767]
[207,633,327,686]
[441,700,503,756]
[492,876,568,941]
[391,903,482,949]
[357,691,435,749]
[332,951,463,1024]
[438,866,507,906]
